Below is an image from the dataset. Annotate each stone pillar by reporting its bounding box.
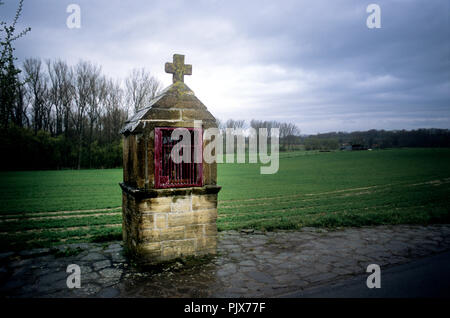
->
[120,184,221,264]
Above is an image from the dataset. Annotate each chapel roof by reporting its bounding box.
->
[120,81,216,135]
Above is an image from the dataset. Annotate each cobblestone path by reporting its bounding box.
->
[1,224,449,297]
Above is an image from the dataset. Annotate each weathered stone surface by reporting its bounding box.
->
[1,224,450,297]
[93,260,111,271]
[192,194,217,210]
[246,271,276,284]
[139,199,171,213]
[204,223,218,236]
[123,189,219,264]
[147,108,181,121]
[182,109,215,121]
[139,213,154,228]
[195,209,218,224]
[138,242,161,257]
[171,196,192,212]
[97,287,120,298]
[154,214,167,229]
[18,248,50,258]
[81,253,105,262]
[168,212,195,227]
[184,224,204,239]
[159,226,185,241]
[161,239,196,258]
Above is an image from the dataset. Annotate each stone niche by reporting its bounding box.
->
[119,54,221,265]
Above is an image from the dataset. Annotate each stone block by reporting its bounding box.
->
[204,223,218,236]
[193,209,217,224]
[168,212,195,227]
[140,213,154,228]
[139,229,160,242]
[155,213,167,229]
[185,224,204,239]
[138,242,162,258]
[161,240,196,258]
[139,226,186,242]
[171,195,192,212]
[138,198,171,213]
[197,236,217,251]
[192,194,217,210]
[160,226,185,241]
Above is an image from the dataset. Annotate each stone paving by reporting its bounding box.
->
[1,224,450,298]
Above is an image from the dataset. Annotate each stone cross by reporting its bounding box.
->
[165,54,192,83]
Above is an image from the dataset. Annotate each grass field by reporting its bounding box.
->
[1,148,449,251]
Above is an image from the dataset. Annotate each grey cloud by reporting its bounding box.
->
[3,0,449,133]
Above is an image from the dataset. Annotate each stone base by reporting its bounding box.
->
[120,183,221,265]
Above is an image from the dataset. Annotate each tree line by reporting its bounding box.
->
[1,55,163,170]
[1,2,448,171]
[216,119,301,151]
[301,129,450,151]
[1,1,165,170]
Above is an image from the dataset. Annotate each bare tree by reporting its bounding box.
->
[215,118,224,133]
[250,120,300,150]
[6,54,168,169]
[250,120,287,135]
[86,66,105,167]
[125,68,161,113]
[58,61,74,136]
[23,58,48,134]
[279,122,300,150]
[102,79,127,143]
[250,119,263,131]
[225,119,246,129]
[73,60,92,169]
[9,78,28,127]
[47,59,74,135]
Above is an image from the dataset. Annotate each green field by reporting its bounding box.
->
[1,148,450,251]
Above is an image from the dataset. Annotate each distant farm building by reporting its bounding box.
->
[340,143,368,151]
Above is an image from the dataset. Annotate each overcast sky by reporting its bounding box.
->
[2,0,449,134]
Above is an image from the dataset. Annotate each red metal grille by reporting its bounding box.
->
[154,127,203,188]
